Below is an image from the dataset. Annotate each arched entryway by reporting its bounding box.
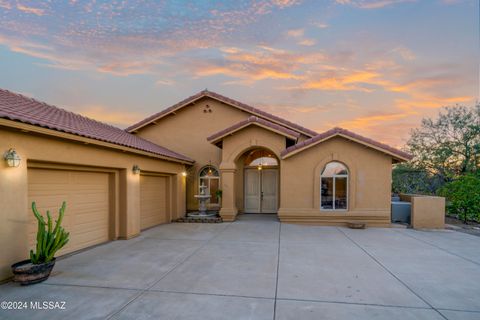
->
[239,148,279,214]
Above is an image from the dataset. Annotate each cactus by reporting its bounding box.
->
[29,201,69,264]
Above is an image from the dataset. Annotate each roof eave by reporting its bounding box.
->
[281,133,412,162]
[0,118,195,165]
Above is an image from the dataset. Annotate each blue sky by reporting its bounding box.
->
[0,0,478,146]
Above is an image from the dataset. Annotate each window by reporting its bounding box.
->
[321,162,348,210]
[244,149,278,167]
[199,166,220,204]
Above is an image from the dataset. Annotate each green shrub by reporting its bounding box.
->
[438,174,480,223]
[30,201,70,264]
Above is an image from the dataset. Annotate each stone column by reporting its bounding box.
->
[219,166,238,222]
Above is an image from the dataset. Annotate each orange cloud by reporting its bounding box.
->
[285,69,384,91]
[97,61,156,76]
[335,0,415,9]
[191,46,327,83]
[76,105,145,128]
[338,112,412,130]
[155,79,175,86]
[286,28,304,38]
[16,3,45,16]
[395,95,474,111]
[299,39,316,46]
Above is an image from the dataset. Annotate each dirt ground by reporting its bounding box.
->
[445,216,480,237]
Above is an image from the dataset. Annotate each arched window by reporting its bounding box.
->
[244,149,278,168]
[321,162,348,210]
[199,166,220,204]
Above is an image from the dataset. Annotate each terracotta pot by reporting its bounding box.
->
[347,222,366,229]
[11,258,56,285]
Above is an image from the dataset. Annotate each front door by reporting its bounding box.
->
[244,168,278,213]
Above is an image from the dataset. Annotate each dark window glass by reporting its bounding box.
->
[335,177,347,209]
[321,177,334,209]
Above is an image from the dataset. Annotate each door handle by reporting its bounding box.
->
[261,191,264,200]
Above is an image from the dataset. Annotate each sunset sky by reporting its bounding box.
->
[0,0,478,147]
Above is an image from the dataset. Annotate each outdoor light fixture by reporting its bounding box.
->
[182,171,187,177]
[132,165,141,174]
[4,148,21,167]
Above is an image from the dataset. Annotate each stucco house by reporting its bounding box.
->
[0,88,411,280]
[127,90,412,224]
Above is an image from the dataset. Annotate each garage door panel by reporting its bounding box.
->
[140,175,168,230]
[28,168,110,256]
[29,169,68,183]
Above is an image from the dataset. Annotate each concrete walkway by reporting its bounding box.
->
[2,214,480,319]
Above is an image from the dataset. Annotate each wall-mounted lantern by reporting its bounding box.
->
[182,171,187,177]
[132,165,141,174]
[4,148,21,167]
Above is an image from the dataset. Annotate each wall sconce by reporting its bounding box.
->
[132,165,141,174]
[4,148,21,167]
[182,171,187,177]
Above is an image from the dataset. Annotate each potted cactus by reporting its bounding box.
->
[11,201,69,285]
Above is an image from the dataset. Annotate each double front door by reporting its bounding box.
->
[244,168,278,213]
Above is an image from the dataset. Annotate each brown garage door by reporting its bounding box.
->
[140,175,168,230]
[28,168,110,255]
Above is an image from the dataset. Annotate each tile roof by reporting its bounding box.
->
[281,127,413,161]
[207,116,301,144]
[126,90,318,137]
[0,89,194,163]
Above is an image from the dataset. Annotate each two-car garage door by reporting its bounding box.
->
[28,168,170,256]
[28,168,110,255]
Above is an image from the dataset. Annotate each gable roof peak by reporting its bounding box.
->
[126,90,318,137]
[281,126,412,162]
[207,115,300,144]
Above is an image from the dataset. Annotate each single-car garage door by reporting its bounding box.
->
[28,168,110,255]
[140,175,168,230]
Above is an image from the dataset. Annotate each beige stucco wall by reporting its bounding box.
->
[399,194,445,229]
[133,97,310,211]
[278,137,393,226]
[0,125,186,281]
[135,97,250,210]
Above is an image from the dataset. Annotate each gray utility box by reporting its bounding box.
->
[391,201,411,224]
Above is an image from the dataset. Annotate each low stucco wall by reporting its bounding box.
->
[399,194,445,229]
[0,125,186,281]
[278,137,393,227]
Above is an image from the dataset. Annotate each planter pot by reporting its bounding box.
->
[347,222,366,229]
[11,258,56,285]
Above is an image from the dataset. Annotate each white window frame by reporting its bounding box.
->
[320,163,349,211]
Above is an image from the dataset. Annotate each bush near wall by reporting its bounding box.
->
[438,173,480,223]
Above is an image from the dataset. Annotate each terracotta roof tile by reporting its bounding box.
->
[126,90,318,137]
[281,127,413,161]
[207,116,301,143]
[0,89,194,163]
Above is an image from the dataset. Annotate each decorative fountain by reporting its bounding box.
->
[188,184,217,217]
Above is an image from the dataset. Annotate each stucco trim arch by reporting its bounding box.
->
[221,140,282,168]
[313,154,357,211]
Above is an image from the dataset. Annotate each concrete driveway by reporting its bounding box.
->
[2,214,480,320]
